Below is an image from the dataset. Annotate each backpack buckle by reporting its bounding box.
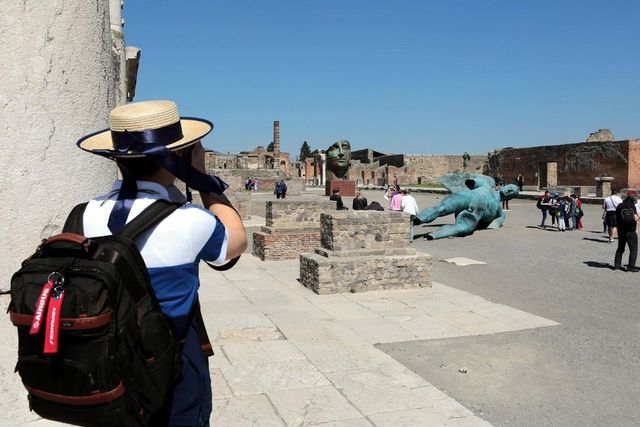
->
[82,239,99,257]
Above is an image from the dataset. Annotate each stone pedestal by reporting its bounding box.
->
[253,200,335,261]
[595,176,614,197]
[325,180,356,197]
[300,211,432,294]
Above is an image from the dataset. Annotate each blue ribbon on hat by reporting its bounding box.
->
[91,119,228,233]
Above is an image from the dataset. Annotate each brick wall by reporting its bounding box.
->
[253,200,335,260]
[253,229,321,261]
[487,140,634,189]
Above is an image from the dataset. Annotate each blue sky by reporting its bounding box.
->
[124,1,639,158]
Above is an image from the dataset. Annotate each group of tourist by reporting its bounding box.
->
[383,185,420,242]
[536,191,584,231]
[536,188,639,271]
[327,186,420,242]
[245,176,258,191]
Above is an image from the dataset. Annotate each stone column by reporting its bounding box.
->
[321,153,327,186]
[110,0,127,104]
[595,176,614,197]
[272,120,280,170]
[0,1,122,291]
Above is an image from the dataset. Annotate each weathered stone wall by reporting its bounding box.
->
[300,211,432,294]
[320,211,409,251]
[405,155,485,184]
[348,154,485,186]
[266,200,335,227]
[487,140,634,189]
[300,251,432,294]
[0,1,121,291]
[253,200,335,260]
[283,178,305,195]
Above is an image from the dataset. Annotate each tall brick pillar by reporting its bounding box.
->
[273,120,280,170]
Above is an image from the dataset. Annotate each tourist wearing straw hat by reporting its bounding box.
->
[77,100,247,425]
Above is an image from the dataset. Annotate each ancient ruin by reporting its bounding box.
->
[253,200,335,261]
[486,131,640,192]
[300,211,432,294]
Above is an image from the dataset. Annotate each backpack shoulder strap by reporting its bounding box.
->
[117,199,183,241]
[63,203,88,234]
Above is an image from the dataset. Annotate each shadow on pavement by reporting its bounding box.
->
[582,237,611,244]
[583,261,615,270]
[525,225,560,232]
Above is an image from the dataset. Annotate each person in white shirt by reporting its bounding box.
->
[603,190,623,243]
[76,100,247,425]
[401,189,420,243]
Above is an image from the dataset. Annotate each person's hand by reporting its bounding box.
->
[190,141,206,174]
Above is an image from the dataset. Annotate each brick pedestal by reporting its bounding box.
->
[252,200,335,261]
[325,180,355,197]
[253,227,321,261]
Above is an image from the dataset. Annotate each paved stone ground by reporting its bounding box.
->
[3,188,624,426]
[366,191,640,427]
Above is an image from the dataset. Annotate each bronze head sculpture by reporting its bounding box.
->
[326,140,351,180]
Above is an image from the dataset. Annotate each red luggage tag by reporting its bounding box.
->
[43,273,65,354]
[43,290,65,354]
[29,280,54,335]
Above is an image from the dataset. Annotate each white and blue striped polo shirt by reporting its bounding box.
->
[83,180,228,326]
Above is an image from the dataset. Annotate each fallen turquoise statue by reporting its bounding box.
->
[415,173,519,240]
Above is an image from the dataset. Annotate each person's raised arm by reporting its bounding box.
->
[191,142,247,260]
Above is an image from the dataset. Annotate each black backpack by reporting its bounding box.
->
[9,200,196,426]
[620,207,637,226]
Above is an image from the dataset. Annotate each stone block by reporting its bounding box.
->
[299,251,432,294]
[595,176,614,197]
[265,200,335,228]
[300,210,432,294]
[320,211,410,251]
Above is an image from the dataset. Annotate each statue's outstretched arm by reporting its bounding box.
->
[487,209,506,229]
[416,194,469,224]
[427,210,480,240]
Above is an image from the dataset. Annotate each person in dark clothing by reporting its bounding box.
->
[330,188,347,210]
[538,190,550,228]
[364,201,384,211]
[614,192,639,272]
[275,179,287,199]
[352,191,368,210]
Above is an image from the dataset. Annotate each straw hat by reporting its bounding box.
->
[77,100,213,157]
